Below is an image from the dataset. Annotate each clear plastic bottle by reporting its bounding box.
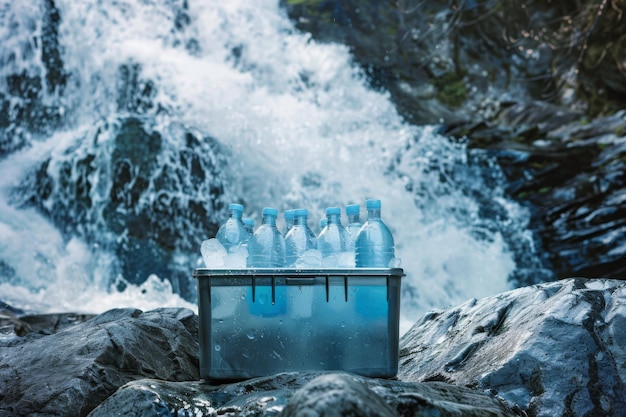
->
[344,204,362,251]
[247,207,286,267]
[284,209,317,266]
[318,218,327,237]
[216,203,251,252]
[355,199,395,268]
[317,207,349,265]
[283,209,295,236]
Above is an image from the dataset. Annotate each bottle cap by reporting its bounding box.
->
[319,218,327,229]
[228,203,244,212]
[262,207,278,217]
[345,204,360,215]
[284,209,295,220]
[365,199,381,210]
[325,207,341,216]
[242,218,254,228]
[294,208,308,217]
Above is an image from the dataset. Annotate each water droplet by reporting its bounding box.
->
[215,344,221,351]
[247,331,255,340]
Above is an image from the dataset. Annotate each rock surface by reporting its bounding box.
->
[399,278,626,416]
[3,278,626,416]
[88,373,521,417]
[0,307,199,417]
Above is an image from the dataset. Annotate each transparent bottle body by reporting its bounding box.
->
[247,215,286,267]
[216,210,250,252]
[317,214,348,258]
[345,213,362,252]
[284,217,317,266]
[355,209,395,268]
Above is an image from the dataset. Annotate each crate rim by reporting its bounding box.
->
[193,267,405,278]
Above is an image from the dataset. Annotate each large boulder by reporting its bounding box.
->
[10,115,230,298]
[4,278,626,416]
[399,278,626,416]
[0,307,199,417]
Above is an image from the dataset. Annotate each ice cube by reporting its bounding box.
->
[337,251,355,268]
[224,246,248,268]
[201,238,227,267]
[295,249,322,268]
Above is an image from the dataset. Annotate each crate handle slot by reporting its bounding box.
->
[344,275,349,302]
[271,275,276,304]
[252,276,256,303]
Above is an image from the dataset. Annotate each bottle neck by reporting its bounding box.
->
[262,215,277,226]
[347,214,360,224]
[294,216,308,226]
[327,213,341,225]
[367,208,381,220]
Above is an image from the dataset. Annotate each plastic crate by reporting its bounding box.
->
[193,268,404,381]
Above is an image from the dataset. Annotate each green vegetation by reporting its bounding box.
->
[434,72,467,108]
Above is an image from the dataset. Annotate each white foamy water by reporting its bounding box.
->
[0,0,538,334]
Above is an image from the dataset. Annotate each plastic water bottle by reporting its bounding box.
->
[284,209,317,266]
[318,218,327,236]
[247,207,286,267]
[355,199,395,268]
[242,217,255,234]
[317,207,350,266]
[283,209,295,236]
[216,203,251,252]
[344,204,362,251]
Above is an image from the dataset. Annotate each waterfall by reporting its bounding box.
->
[0,0,542,333]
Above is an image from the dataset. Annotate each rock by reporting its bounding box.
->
[398,278,626,416]
[0,307,199,417]
[282,1,626,123]
[88,372,522,417]
[11,115,230,299]
[445,105,626,279]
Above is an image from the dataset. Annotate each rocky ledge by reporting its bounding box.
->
[1,278,625,416]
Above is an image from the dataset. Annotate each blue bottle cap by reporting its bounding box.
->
[228,203,244,212]
[284,209,295,220]
[319,218,327,228]
[325,207,341,215]
[262,207,278,216]
[294,208,308,217]
[242,218,254,227]
[345,204,360,215]
[365,199,381,210]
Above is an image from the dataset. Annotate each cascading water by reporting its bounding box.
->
[0,0,545,333]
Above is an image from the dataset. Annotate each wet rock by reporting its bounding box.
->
[0,307,199,417]
[11,116,230,298]
[282,1,626,123]
[445,105,626,279]
[399,278,626,416]
[88,372,522,417]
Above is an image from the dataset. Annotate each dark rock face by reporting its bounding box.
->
[0,307,199,417]
[443,105,626,279]
[0,0,67,156]
[282,0,626,123]
[399,278,626,416]
[11,116,229,297]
